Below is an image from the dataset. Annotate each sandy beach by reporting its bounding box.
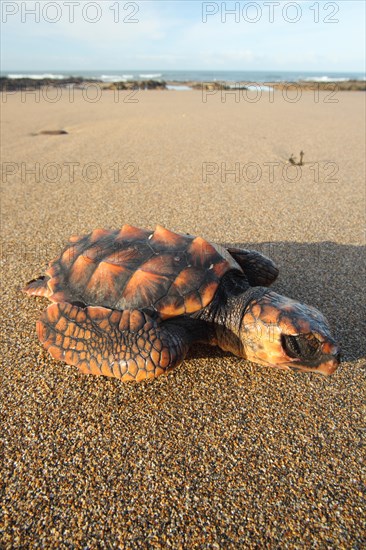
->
[1,89,365,547]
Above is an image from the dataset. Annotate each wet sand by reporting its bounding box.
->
[1,89,365,548]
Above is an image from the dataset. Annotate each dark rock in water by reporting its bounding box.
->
[0,76,86,91]
[191,81,231,91]
[1,76,365,93]
[142,79,167,90]
[0,76,167,92]
[269,80,366,92]
[109,80,167,91]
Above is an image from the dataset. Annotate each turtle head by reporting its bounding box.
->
[241,289,340,375]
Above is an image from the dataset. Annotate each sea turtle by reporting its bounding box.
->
[23,224,340,381]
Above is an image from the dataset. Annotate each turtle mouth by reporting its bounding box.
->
[281,333,341,374]
[281,333,322,362]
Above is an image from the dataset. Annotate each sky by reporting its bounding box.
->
[1,1,365,72]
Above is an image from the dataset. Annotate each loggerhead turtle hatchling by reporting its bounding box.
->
[23,224,340,381]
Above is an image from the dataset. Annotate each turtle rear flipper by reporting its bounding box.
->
[227,248,279,287]
[23,276,51,297]
[37,303,190,381]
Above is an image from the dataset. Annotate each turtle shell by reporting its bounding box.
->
[45,224,240,318]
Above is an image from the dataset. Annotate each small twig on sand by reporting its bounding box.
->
[288,151,305,166]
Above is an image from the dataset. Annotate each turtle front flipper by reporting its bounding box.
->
[227,248,279,287]
[37,303,190,382]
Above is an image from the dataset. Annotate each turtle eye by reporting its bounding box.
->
[281,333,321,360]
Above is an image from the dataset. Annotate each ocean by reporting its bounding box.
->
[2,70,365,83]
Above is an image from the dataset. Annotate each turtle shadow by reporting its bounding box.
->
[189,241,365,363]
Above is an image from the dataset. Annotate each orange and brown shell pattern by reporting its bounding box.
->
[24,224,238,318]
